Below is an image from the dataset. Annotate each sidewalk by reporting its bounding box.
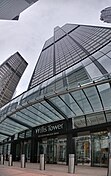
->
[0,162,107,176]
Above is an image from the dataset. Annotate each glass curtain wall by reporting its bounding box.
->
[37,136,67,164]
[15,143,21,161]
[15,140,31,161]
[24,141,31,162]
[76,136,91,165]
[91,131,108,167]
[76,132,109,167]
[3,143,11,161]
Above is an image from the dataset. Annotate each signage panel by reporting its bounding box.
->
[34,119,71,137]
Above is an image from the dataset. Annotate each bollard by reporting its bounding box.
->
[0,154,4,165]
[107,155,111,176]
[8,154,13,166]
[40,154,45,170]
[68,154,75,174]
[21,154,26,168]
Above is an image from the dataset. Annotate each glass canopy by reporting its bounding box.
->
[0,73,111,142]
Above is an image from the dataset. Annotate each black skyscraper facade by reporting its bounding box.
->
[28,23,111,89]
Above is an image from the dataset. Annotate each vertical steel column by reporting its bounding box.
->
[108,131,111,176]
[40,154,45,170]
[8,154,13,166]
[68,154,75,174]
[107,154,111,176]
[66,119,75,165]
[21,154,26,168]
[0,154,4,165]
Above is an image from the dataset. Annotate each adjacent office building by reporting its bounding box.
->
[0,0,38,20]
[0,52,28,108]
[0,23,111,167]
[100,7,111,23]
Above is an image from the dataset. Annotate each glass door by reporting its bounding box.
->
[24,141,31,162]
[38,138,57,163]
[47,138,57,163]
[37,139,47,163]
[57,138,67,164]
[37,137,67,164]
[15,143,21,161]
[91,131,108,167]
[76,135,91,165]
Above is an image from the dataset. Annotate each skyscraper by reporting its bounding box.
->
[28,23,111,89]
[0,23,111,166]
[100,7,111,23]
[0,0,39,20]
[0,52,28,108]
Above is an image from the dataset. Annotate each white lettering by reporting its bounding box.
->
[36,123,64,134]
[48,124,63,131]
[36,126,47,133]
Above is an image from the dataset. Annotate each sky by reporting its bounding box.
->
[0,0,111,97]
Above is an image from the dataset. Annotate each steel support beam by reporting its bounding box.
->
[44,97,68,120]
[0,131,12,137]
[7,116,32,129]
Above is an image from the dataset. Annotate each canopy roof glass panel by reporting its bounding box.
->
[0,73,111,142]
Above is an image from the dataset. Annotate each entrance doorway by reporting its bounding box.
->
[91,131,108,167]
[15,143,21,161]
[76,135,91,165]
[24,141,31,162]
[37,136,67,164]
[75,131,109,167]
[47,138,57,163]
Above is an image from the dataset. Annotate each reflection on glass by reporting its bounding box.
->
[98,55,111,73]
[85,63,102,79]
[24,141,31,162]
[15,143,21,161]
[3,143,11,161]
[76,136,91,165]
[97,83,111,109]
[91,131,108,167]
[37,137,66,164]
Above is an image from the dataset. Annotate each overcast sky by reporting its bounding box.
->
[0,0,111,97]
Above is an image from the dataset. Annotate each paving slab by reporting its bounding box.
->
[0,162,107,176]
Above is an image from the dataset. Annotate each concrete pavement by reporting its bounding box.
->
[0,162,107,176]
